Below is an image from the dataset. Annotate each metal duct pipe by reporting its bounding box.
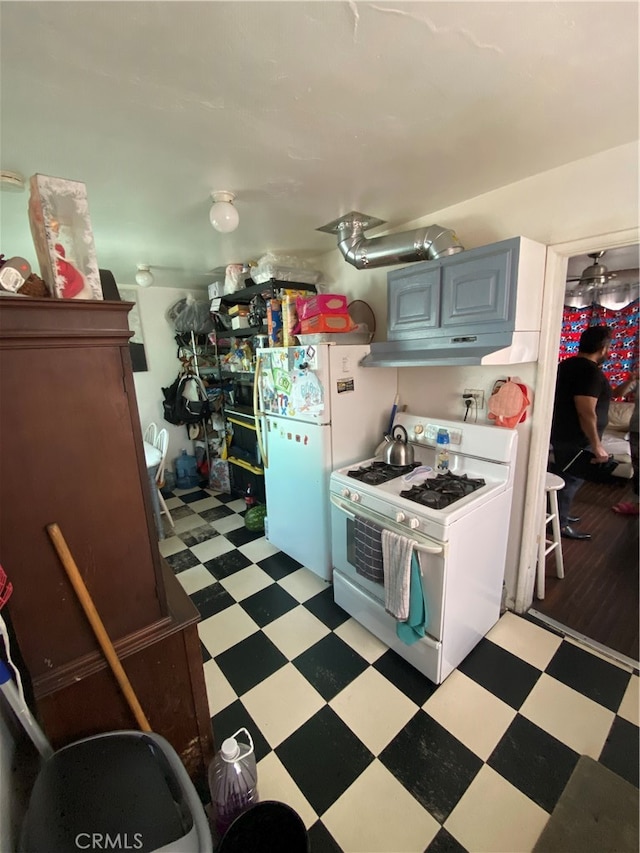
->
[317,211,464,269]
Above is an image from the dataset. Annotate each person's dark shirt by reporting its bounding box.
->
[551,355,611,446]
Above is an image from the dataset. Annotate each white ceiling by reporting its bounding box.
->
[1,1,638,290]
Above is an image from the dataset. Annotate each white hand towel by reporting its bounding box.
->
[381,529,414,620]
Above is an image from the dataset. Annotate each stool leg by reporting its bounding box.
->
[549,489,564,579]
[158,488,175,530]
[536,513,546,600]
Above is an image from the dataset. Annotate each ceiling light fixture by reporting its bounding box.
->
[0,170,26,192]
[135,264,154,287]
[209,190,239,234]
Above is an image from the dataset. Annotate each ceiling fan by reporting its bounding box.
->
[566,251,617,292]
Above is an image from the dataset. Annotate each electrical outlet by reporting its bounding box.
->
[463,388,485,408]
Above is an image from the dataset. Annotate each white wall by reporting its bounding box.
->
[121,285,205,470]
[314,141,639,605]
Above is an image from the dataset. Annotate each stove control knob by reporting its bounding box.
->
[341,488,351,498]
[409,518,420,529]
[351,492,361,503]
[395,512,406,523]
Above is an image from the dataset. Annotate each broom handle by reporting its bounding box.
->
[46,523,152,733]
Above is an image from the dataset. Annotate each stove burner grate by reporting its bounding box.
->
[399,471,486,509]
[347,460,420,485]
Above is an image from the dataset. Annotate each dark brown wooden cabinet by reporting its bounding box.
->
[0,298,213,786]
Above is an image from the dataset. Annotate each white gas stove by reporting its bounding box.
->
[330,413,516,540]
[329,413,518,684]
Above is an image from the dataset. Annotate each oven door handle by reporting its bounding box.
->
[330,495,443,555]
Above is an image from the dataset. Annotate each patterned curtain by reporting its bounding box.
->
[560,299,639,396]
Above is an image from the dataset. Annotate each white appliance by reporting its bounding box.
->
[330,412,518,684]
[255,344,397,580]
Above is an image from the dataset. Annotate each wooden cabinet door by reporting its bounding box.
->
[441,243,516,331]
[0,300,165,679]
[387,264,441,340]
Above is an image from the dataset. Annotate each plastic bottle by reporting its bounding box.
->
[209,728,258,838]
[175,449,190,489]
[244,483,257,510]
[436,428,450,471]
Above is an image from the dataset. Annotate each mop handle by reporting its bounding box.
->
[46,524,152,733]
[0,660,53,759]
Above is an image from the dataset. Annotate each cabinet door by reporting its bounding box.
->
[441,246,515,330]
[388,265,441,340]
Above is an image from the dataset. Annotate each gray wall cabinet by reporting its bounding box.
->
[388,237,521,341]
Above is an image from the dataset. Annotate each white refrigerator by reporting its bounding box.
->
[255,343,397,580]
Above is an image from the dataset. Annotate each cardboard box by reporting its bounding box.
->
[266,298,283,347]
[28,174,103,300]
[228,304,249,317]
[300,312,354,334]
[297,293,348,320]
[231,315,250,330]
[281,288,308,347]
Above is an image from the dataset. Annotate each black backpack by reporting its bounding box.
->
[162,374,210,426]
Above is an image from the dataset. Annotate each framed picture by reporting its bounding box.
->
[28,174,102,300]
[118,286,148,372]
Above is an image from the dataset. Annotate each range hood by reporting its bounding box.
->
[360,332,526,368]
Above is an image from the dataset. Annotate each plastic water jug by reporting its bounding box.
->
[436,428,450,471]
[209,728,259,838]
[175,450,198,489]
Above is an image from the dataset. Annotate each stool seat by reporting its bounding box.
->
[536,473,565,600]
[545,472,565,492]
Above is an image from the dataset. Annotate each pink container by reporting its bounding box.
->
[297,293,348,320]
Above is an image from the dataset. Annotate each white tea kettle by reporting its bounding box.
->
[382,425,414,467]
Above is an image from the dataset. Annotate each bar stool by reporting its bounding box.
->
[536,472,565,599]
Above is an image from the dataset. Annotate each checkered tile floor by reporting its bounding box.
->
[160,486,640,853]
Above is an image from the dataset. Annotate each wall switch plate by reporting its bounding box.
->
[464,388,485,408]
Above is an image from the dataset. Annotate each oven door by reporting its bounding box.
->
[330,494,446,643]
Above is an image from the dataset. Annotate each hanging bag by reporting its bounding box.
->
[559,448,620,484]
[162,374,210,426]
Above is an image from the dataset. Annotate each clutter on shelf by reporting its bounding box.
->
[223,263,250,295]
[291,291,378,345]
[250,252,323,286]
[268,287,318,347]
[220,338,255,372]
[0,255,50,297]
[175,331,218,375]
[167,293,214,334]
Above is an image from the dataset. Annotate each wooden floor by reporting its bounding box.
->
[534,478,639,662]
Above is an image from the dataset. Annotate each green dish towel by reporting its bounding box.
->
[396,551,429,645]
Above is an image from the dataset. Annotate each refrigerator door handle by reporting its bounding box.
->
[253,353,268,468]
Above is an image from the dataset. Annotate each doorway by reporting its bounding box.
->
[530,243,639,663]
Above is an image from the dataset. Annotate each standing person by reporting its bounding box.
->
[550,325,637,539]
[612,394,639,515]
